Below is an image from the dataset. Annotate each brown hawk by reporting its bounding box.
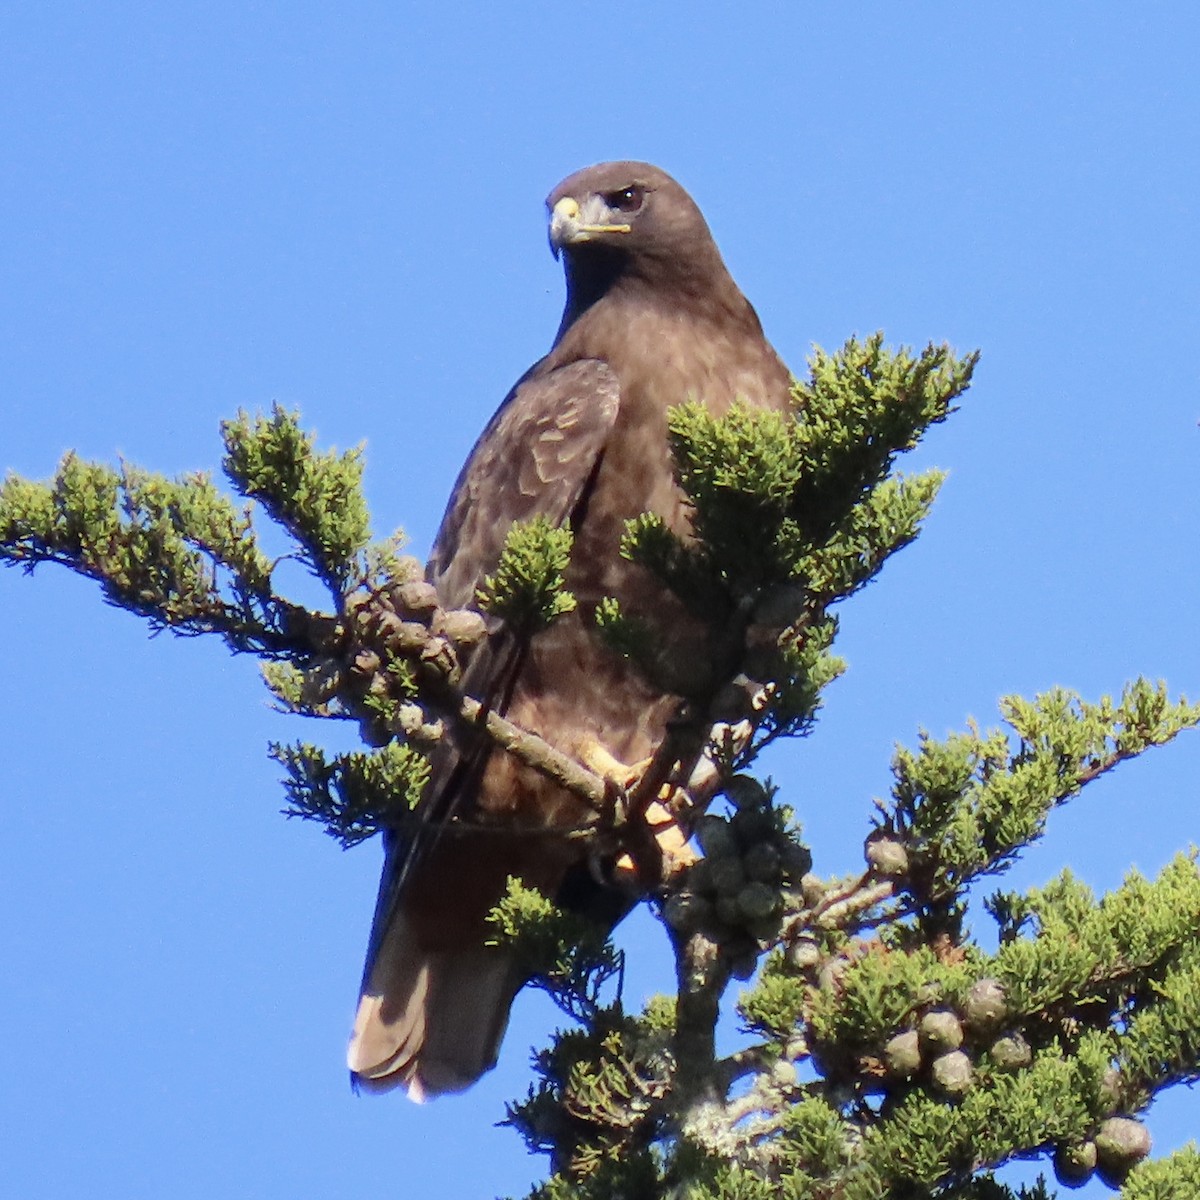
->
[348,161,792,1098]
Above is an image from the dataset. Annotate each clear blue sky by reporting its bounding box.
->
[3,5,1198,1197]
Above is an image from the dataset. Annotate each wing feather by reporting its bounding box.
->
[427,358,621,610]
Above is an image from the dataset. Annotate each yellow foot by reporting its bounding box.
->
[578,738,698,883]
[577,739,651,791]
[612,798,698,881]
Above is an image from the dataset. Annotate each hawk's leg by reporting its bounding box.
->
[578,738,698,884]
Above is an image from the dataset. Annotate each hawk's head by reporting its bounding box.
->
[545,162,731,327]
[546,161,716,268]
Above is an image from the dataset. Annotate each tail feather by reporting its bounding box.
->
[348,912,518,1099]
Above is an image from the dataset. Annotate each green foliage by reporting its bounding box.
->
[749,615,847,750]
[797,468,945,602]
[0,454,291,653]
[992,857,1200,1023]
[504,1001,673,1190]
[854,1040,1119,1186]
[1123,1145,1200,1199]
[740,850,1200,1194]
[0,405,394,658]
[738,959,809,1040]
[593,595,660,665]
[1116,930,1200,1095]
[610,338,972,781]
[654,335,971,594]
[1,409,426,842]
[221,405,371,597]
[877,680,1200,923]
[620,510,727,618]
[271,739,430,847]
[518,1152,664,1200]
[558,675,1197,1200]
[261,657,343,717]
[794,334,970,519]
[477,515,577,636]
[805,942,981,1051]
[487,879,622,1022]
[780,1095,854,1179]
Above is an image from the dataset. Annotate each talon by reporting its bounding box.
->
[614,796,700,883]
[611,798,698,885]
[578,737,698,886]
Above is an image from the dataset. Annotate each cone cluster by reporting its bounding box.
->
[869,978,1151,1189]
[663,775,812,972]
[340,562,488,746]
[1053,1115,1152,1189]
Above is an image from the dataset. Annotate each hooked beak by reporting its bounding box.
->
[548,195,633,259]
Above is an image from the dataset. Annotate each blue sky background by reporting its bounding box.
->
[3,5,1198,1197]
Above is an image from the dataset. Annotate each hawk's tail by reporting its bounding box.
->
[347,911,518,1100]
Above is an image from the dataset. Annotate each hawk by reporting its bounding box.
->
[348,161,793,1098]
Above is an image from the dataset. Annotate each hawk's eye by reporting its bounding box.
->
[605,185,645,214]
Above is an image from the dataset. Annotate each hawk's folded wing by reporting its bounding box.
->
[349,359,620,1097]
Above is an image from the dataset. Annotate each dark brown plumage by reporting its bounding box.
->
[348,161,793,1098]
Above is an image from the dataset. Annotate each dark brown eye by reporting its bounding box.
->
[605,185,645,213]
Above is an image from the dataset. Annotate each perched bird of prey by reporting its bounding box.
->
[348,161,793,1099]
